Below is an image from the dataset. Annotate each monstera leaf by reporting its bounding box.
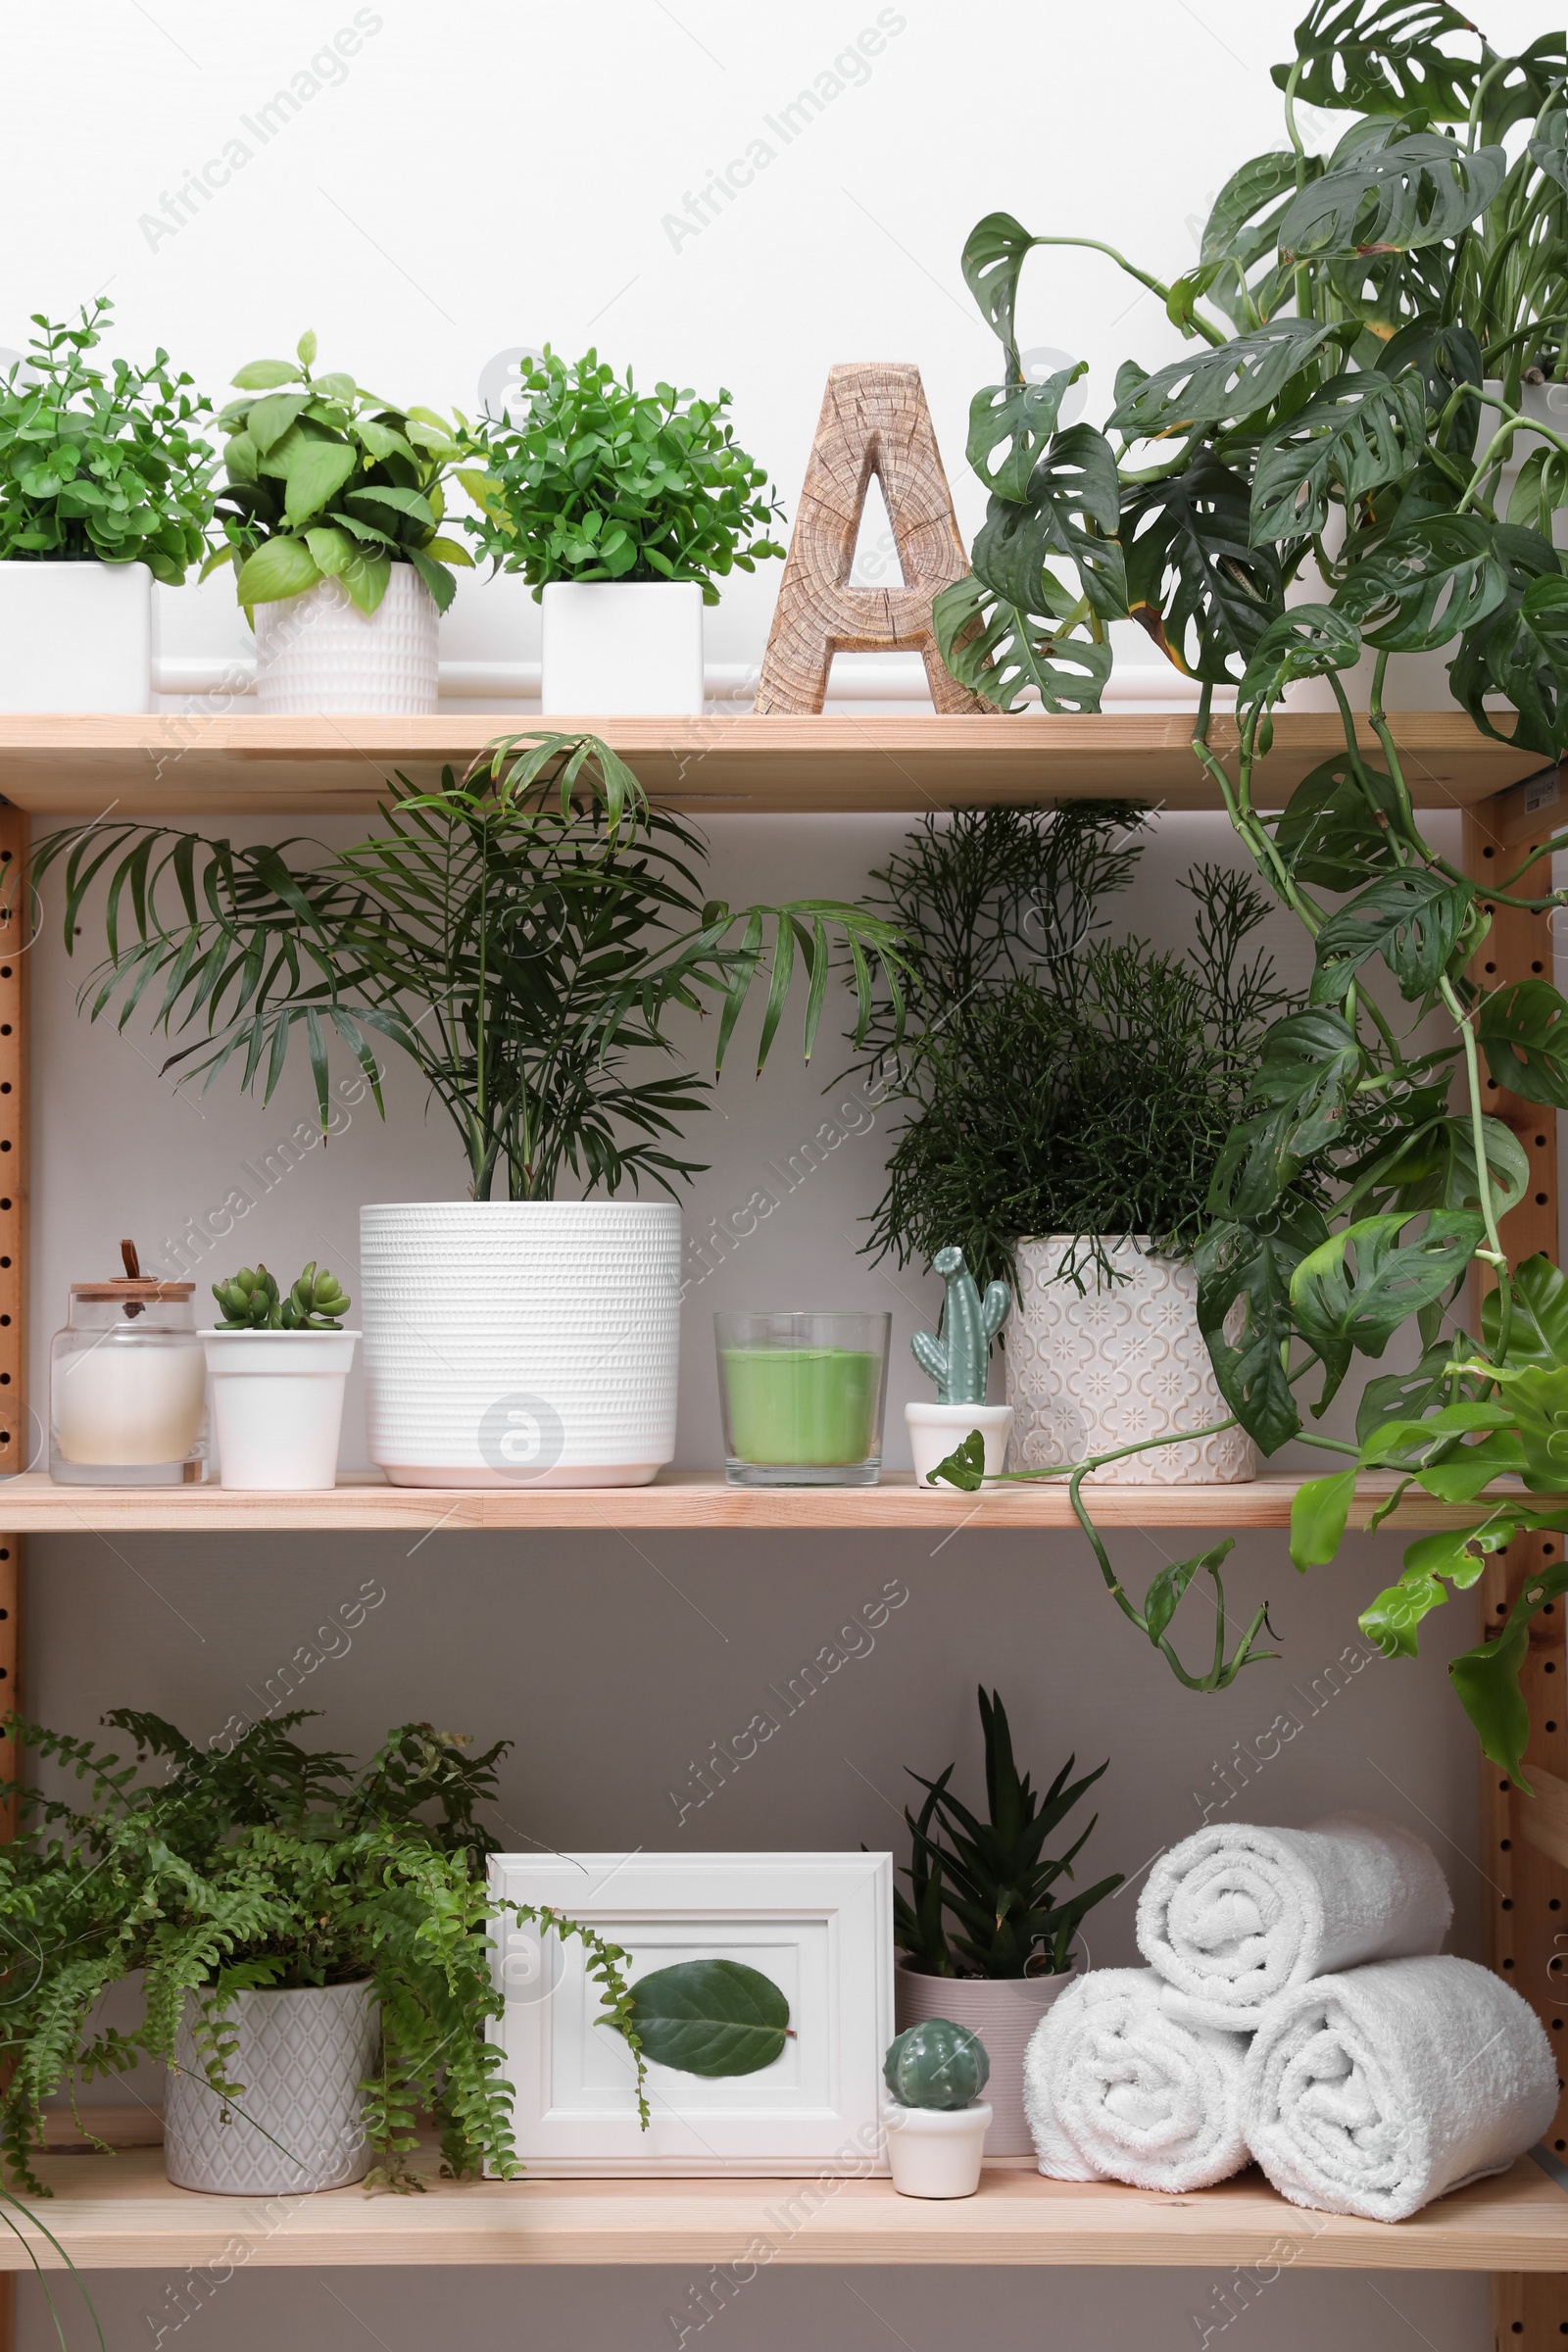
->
[1250,368,1428,542]
[933,574,1113,714]
[1308,868,1475,1004]
[1450,524,1568,756]
[1290,1211,1483,1406]
[1108,319,1336,439]
[1194,1203,1328,1452]
[1123,456,1284,680]
[1272,755,1401,889]
[1334,514,1508,652]
[1278,132,1505,261]
[1239,606,1362,721]
[1478,977,1568,1107]
[971,426,1126,622]
[1482,1252,1568,1370]
[1270,0,1483,119]
[966,366,1086,503]
[959,212,1040,371]
[623,1959,789,2078]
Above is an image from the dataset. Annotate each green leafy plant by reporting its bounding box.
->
[0,296,216,580]
[212,1260,351,1330]
[621,1959,789,2078]
[893,1689,1122,1979]
[203,330,471,615]
[460,347,786,603]
[0,1711,643,2197]
[883,2020,990,2110]
[33,731,906,1204]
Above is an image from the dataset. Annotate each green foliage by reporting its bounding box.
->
[0,1711,643,2197]
[204,330,471,615]
[622,1959,789,2078]
[910,1246,1010,1404]
[460,347,786,605]
[212,1260,350,1330]
[0,297,216,582]
[883,2020,990,2110]
[31,731,906,1204]
[893,1689,1122,1980]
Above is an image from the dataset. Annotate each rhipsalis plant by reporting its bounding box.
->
[911,1247,1010,1405]
[936,0,1568,1766]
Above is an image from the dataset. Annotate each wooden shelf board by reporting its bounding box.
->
[3,2145,1562,2271]
[0,1469,1531,1534]
[0,712,1543,817]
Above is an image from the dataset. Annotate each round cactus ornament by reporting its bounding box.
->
[883,2019,990,2110]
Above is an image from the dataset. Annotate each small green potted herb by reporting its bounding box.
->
[460,346,785,713]
[205,331,471,714]
[201,1260,358,1491]
[0,296,216,712]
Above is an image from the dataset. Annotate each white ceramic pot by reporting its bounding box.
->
[895,1964,1072,2158]
[164,1980,380,2196]
[540,580,704,714]
[1005,1236,1256,1485]
[253,567,439,713]
[905,1400,1012,1491]
[201,1329,359,1490]
[883,2098,993,2198]
[0,560,151,711]
[360,1200,680,1487]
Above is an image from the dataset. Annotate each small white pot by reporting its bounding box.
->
[253,567,439,713]
[201,1329,359,1490]
[906,1400,1012,1491]
[883,2099,993,2198]
[0,560,151,711]
[360,1200,679,1487]
[164,1980,380,2196]
[896,1963,1072,2157]
[541,580,704,715]
[1006,1236,1256,1485]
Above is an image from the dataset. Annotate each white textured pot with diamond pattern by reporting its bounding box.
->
[163,1980,380,2196]
[1004,1236,1255,1485]
[254,566,438,713]
[361,1200,681,1487]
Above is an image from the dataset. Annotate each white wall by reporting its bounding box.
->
[10,3,1554,2346]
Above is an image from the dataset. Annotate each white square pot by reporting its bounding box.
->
[540,581,704,714]
[0,560,152,711]
[253,567,439,713]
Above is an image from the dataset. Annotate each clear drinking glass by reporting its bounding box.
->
[714,1310,891,1487]
[51,1279,209,1486]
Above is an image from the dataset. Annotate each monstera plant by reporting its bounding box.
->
[933,0,1568,1768]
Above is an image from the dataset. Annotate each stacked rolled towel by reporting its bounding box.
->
[1245,1954,1557,2221]
[1023,1968,1251,2191]
[1136,1814,1453,2031]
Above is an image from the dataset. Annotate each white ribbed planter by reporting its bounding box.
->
[0,560,151,711]
[540,581,704,714]
[164,1980,380,2196]
[360,1200,680,1487]
[1005,1236,1255,1485]
[254,567,438,713]
[895,1965,1071,2158]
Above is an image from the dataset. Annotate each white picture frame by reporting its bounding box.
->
[487,1850,894,2176]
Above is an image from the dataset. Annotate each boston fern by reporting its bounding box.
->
[933,1,1568,1757]
[0,1711,642,2197]
[32,731,905,1202]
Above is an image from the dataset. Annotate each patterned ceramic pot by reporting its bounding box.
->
[1004,1236,1255,1485]
[254,567,438,713]
[163,1980,380,2196]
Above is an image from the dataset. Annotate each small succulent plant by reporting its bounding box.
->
[911,1246,1009,1405]
[213,1260,351,1331]
[883,2020,990,2111]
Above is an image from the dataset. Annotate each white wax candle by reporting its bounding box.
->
[54,1341,207,1465]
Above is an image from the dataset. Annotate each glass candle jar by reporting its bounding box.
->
[714,1310,891,1487]
[51,1277,209,1486]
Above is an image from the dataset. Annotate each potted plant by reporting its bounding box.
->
[906,1246,1012,1489]
[34,732,905,1487]
[203,331,471,714]
[0,1710,643,2198]
[852,808,1293,1482]
[202,1260,357,1491]
[0,296,216,711]
[882,2020,993,2198]
[460,347,786,713]
[892,1688,1122,2158]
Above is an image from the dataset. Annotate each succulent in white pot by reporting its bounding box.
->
[39,732,905,1488]
[882,2021,993,2199]
[461,348,785,714]
[201,1261,358,1491]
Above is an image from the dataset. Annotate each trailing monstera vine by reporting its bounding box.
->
[934,0,1568,1777]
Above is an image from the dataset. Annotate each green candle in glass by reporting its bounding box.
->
[715,1311,891,1488]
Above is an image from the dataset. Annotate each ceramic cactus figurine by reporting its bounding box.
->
[883,2020,990,2110]
[213,1261,350,1330]
[212,1263,281,1328]
[280,1261,351,1331]
[911,1247,1009,1404]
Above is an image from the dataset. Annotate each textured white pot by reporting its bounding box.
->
[1005,1236,1256,1485]
[883,2099,993,2198]
[201,1329,359,1490]
[905,1400,1012,1491]
[254,567,438,713]
[163,1980,380,2196]
[0,560,151,711]
[540,581,704,714]
[360,1200,680,1487]
[895,1964,1071,2158]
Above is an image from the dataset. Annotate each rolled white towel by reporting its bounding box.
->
[1137,1814,1451,2030]
[1246,1954,1556,2221]
[1023,1967,1251,2192]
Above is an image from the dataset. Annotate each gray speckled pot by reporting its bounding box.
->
[163,1980,380,2196]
